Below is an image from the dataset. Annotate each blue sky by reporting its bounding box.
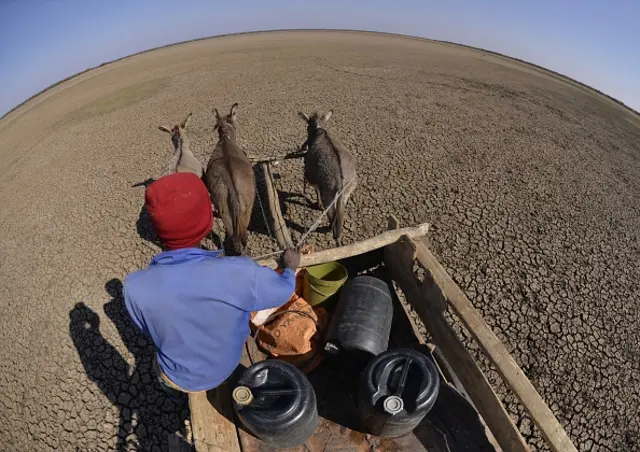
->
[1,0,639,116]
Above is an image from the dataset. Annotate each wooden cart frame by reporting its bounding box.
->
[186,161,577,452]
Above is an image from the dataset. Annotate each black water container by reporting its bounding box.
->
[232,360,318,448]
[325,275,393,357]
[358,348,440,437]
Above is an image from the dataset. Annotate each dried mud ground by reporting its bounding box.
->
[0,31,639,452]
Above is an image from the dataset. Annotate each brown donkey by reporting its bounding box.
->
[203,103,255,255]
[158,113,204,177]
[298,110,357,247]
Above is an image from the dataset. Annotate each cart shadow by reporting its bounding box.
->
[69,279,189,452]
[412,382,499,452]
[307,356,368,432]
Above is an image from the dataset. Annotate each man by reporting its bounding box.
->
[124,172,299,395]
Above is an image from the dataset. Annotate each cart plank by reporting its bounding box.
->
[189,386,241,452]
[256,223,430,268]
[260,162,293,249]
[384,234,531,452]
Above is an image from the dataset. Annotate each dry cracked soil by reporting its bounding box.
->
[0,31,639,452]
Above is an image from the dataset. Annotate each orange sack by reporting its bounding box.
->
[250,270,328,373]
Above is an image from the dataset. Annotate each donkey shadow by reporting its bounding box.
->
[276,187,317,236]
[280,189,331,236]
[69,279,188,452]
[253,167,330,238]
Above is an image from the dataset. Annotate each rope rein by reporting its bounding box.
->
[295,177,354,249]
[250,176,355,261]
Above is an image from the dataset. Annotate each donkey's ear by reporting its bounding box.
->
[229,103,238,119]
[321,110,333,122]
[158,126,172,134]
[181,113,192,129]
[298,112,309,123]
[213,108,221,120]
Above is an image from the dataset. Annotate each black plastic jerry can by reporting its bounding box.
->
[358,348,440,437]
[232,360,318,448]
[325,275,394,357]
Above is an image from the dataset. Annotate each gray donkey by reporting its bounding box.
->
[158,113,204,177]
[298,110,357,246]
[203,103,255,255]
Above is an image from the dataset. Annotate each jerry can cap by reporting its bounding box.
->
[383,395,404,415]
[233,386,254,405]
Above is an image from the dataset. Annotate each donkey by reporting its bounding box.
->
[203,103,255,255]
[298,110,357,247]
[158,113,204,177]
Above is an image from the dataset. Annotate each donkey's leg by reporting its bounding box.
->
[303,169,313,207]
[313,186,323,210]
[343,177,357,206]
[329,198,344,247]
[212,188,235,254]
[333,179,356,246]
[235,227,249,256]
[236,190,254,255]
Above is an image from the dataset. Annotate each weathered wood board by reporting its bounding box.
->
[188,385,241,452]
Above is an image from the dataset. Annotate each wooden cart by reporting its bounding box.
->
[186,161,577,452]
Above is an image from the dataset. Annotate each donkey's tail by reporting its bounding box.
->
[227,178,245,255]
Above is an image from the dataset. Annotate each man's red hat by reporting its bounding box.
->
[145,173,213,250]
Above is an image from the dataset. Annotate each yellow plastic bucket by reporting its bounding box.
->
[303,262,348,307]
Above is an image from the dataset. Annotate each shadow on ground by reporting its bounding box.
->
[69,279,188,451]
[136,204,164,250]
[132,178,165,250]
[255,166,326,237]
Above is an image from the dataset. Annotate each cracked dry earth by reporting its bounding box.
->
[0,31,638,452]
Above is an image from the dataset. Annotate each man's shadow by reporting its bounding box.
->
[69,279,188,451]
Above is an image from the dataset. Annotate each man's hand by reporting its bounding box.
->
[280,248,301,270]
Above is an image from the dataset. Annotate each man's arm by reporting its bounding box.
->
[123,280,150,336]
[252,266,297,311]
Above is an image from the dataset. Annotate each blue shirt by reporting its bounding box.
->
[123,248,295,392]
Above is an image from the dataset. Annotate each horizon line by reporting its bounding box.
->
[3,28,638,122]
